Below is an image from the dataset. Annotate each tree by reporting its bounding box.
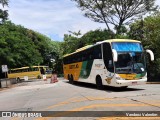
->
[0,21,62,70]
[80,29,114,45]
[61,31,81,55]
[47,41,62,72]
[72,0,158,34]
[128,11,160,81]
[61,29,114,56]
[0,0,8,7]
[0,0,9,23]
[0,21,43,68]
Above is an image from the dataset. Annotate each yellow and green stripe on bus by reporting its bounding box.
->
[64,60,146,81]
[64,60,94,81]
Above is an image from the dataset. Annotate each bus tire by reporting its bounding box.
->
[17,77,20,83]
[69,75,74,84]
[120,86,128,89]
[37,75,41,79]
[71,75,75,84]
[96,75,103,90]
[115,86,128,90]
[68,74,71,83]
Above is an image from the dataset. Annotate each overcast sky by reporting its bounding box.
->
[7,0,160,41]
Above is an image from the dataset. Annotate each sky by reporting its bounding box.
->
[5,0,160,41]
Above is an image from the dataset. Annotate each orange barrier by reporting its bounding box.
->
[50,74,58,83]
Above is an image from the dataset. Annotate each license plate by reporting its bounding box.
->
[132,82,137,85]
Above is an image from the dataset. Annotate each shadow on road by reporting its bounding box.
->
[64,81,145,92]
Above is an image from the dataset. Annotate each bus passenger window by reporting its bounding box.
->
[93,45,102,59]
[40,68,45,74]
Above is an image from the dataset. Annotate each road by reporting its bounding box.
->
[0,78,160,120]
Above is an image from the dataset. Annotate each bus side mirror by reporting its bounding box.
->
[146,49,154,61]
[112,49,118,62]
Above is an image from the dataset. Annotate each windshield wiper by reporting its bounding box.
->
[134,62,144,73]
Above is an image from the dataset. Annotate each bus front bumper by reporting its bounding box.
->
[115,78,147,87]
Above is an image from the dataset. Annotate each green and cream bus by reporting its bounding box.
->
[63,39,154,89]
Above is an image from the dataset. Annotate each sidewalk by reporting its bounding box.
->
[147,82,160,84]
[147,79,160,84]
[0,78,54,91]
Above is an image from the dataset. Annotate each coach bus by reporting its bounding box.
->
[63,39,154,89]
[8,66,49,82]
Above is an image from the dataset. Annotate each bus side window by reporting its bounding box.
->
[68,56,71,64]
[103,43,114,72]
[93,45,102,59]
[66,57,69,64]
[88,48,93,60]
[77,53,81,62]
[81,51,86,61]
[40,68,45,74]
[79,52,83,62]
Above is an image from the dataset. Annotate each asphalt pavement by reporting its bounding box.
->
[0,78,160,120]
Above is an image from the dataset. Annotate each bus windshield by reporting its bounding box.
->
[112,42,146,74]
[115,52,146,74]
[112,42,143,52]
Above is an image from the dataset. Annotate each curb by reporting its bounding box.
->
[147,82,160,84]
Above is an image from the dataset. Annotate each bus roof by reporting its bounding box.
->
[63,39,141,58]
[63,45,92,57]
[100,39,141,43]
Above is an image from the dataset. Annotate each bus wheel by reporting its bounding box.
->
[17,77,20,83]
[120,86,128,89]
[68,75,71,83]
[37,75,41,79]
[69,75,74,84]
[71,75,75,84]
[96,76,103,90]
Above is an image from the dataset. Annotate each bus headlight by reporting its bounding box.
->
[115,76,125,80]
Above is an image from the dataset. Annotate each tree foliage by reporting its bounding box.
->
[61,29,114,55]
[79,29,114,45]
[0,0,9,23]
[0,21,60,69]
[129,12,160,80]
[61,32,81,55]
[72,0,158,34]
[0,0,8,7]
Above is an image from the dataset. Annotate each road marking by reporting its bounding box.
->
[44,96,118,110]
[36,96,160,120]
[11,117,20,120]
[44,98,88,110]
[36,103,160,119]
[68,103,160,112]
[44,96,160,111]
